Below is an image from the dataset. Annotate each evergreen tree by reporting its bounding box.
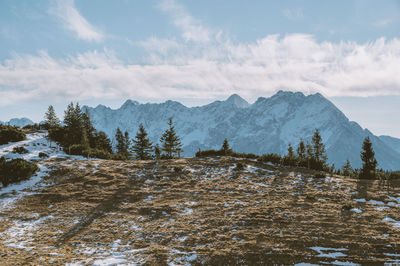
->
[311,129,327,170]
[115,128,130,157]
[116,128,125,154]
[283,143,296,166]
[124,131,130,154]
[342,159,352,177]
[296,139,306,160]
[306,142,313,160]
[44,105,60,128]
[93,131,112,153]
[160,117,182,158]
[64,102,84,147]
[312,129,327,163]
[63,103,75,128]
[305,142,313,169]
[360,136,378,179]
[221,138,232,155]
[154,144,161,160]
[131,124,153,160]
[82,109,95,147]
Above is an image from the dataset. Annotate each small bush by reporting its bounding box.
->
[0,125,26,145]
[174,166,184,173]
[12,146,29,154]
[87,149,113,159]
[38,152,49,158]
[234,162,245,171]
[314,172,326,179]
[258,153,282,164]
[0,157,38,187]
[67,144,87,156]
[195,149,225,157]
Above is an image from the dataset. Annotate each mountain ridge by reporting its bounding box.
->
[0,118,34,128]
[82,91,400,170]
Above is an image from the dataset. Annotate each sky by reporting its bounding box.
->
[0,0,400,137]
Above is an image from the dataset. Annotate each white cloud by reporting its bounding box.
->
[50,0,104,42]
[1,1,400,106]
[1,35,400,106]
[158,0,211,43]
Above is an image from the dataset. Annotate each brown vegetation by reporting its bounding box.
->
[0,157,399,264]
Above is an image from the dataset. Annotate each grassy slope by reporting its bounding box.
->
[0,157,399,265]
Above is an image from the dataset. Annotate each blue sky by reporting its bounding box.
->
[1,0,400,137]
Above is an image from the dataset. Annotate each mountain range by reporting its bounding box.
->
[81,91,400,171]
[0,118,34,128]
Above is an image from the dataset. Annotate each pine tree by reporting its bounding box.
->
[44,105,60,129]
[64,102,84,147]
[94,131,112,153]
[360,136,378,179]
[296,139,306,160]
[131,124,153,160]
[115,128,130,157]
[115,128,125,154]
[160,117,182,158]
[311,129,327,170]
[82,109,95,147]
[306,142,313,169]
[63,103,75,129]
[221,138,232,155]
[154,144,161,160]
[124,131,130,155]
[283,143,296,166]
[312,129,327,163]
[342,159,352,177]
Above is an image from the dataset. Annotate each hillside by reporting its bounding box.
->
[84,91,400,170]
[0,156,399,264]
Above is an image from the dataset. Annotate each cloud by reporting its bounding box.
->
[1,35,400,106]
[50,0,104,42]
[158,0,211,43]
[283,8,304,21]
[1,0,400,105]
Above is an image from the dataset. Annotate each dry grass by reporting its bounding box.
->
[0,157,399,265]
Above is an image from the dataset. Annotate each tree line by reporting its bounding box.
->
[44,104,182,160]
[197,130,388,180]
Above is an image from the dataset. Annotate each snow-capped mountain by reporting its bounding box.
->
[0,118,34,127]
[84,91,400,170]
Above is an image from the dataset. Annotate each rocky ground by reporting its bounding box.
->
[0,156,399,265]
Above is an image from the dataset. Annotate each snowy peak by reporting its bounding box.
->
[121,99,140,109]
[224,94,250,108]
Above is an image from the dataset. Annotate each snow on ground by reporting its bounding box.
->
[310,247,348,259]
[0,131,88,162]
[2,215,53,251]
[0,131,92,210]
[0,164,50,210]
[382,216,400,228]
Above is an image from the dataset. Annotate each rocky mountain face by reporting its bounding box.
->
[0,118,34,128]
[83,91,400,170]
